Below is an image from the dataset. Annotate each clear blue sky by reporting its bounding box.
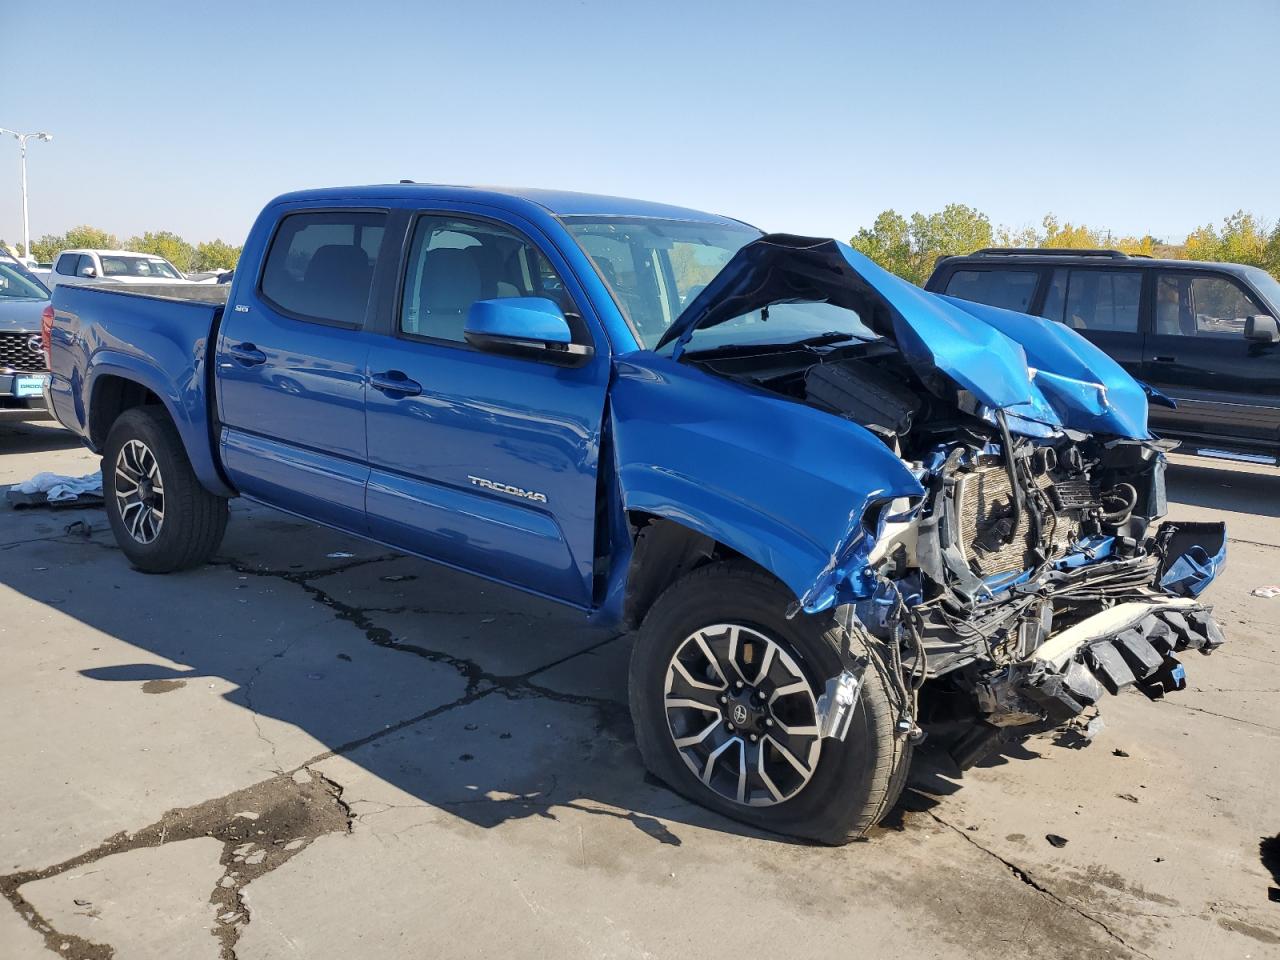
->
[2,0,1277,248]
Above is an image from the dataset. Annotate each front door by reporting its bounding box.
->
[216,208,387,531]
[363,210,610,606]
[1141,270,1280,446]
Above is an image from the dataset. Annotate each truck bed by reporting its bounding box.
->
[47,282,232,497]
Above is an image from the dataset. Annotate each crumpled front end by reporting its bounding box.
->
[658,233,1229,756]
[844,429,1229,762]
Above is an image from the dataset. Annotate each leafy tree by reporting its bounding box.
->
[849,209,913,278]
[911,204,993,266]
[29,226,120,263]
[1185,210,1274,272]
[1265,225,1280,276]
[125,231,197,273]
[29,235,65,263]
[64,225,121,250]
[1113,234,1158,257]
[850,204,991,285]
[193,239,242,272]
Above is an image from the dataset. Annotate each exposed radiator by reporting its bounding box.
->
[954,465,1079,577]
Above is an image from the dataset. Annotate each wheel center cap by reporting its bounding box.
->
[727,689,766,732]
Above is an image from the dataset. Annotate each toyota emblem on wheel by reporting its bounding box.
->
[731,703,748,726]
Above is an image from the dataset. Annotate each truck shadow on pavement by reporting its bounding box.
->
[0,422,86,455]
[6,501,801,848]
[6,499,1078,850]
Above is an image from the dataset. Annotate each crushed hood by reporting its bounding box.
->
[657,235,1150,440]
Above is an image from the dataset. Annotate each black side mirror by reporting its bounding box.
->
[1244,315,1279,343]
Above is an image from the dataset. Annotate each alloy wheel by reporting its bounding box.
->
[114,438,165,544]
[663,623,822,807]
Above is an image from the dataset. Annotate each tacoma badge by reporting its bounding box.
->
[467,475,548,503]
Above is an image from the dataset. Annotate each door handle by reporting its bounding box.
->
[370,370,422,397]
[1151,355,1177,363]
[227,342,267,366]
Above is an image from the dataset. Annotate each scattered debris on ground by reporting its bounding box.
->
[63,519,93,537]
[6,472,103,509]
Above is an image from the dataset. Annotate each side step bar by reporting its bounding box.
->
[1188,446,1277,466]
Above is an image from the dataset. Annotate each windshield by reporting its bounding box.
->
[563,217,877,352]
[1244,267,1280,315]
[0,260,49,300]
[99,256,182,279]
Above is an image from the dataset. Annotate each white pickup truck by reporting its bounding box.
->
[45,249,197,290]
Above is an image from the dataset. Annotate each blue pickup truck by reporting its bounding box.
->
[46,185,1228,843]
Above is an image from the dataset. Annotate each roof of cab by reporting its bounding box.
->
[267,183,752,228]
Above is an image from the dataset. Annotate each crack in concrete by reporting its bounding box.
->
[1225,535,1280,551]
[926,811,1154,960]
[239,627,319,777]
[3,542,634,958]
[219,554,632,738]
[1158,699,1280,733]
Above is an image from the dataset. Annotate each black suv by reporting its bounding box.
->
[926,249,1280,465]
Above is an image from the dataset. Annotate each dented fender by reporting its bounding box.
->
[940,295,1151,439]
[609,353,923,610]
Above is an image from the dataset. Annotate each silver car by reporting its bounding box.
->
[0,255,53,423]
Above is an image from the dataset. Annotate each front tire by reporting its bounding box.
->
[103,406,228,573]
[629,560,910,844]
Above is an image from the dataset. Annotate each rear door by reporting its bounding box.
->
[362,206,610,607]
[1036,266,1146,376]
[215,207,388,532]
[1141,269,1280,445]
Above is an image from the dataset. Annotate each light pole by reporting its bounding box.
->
[0,128,54,260]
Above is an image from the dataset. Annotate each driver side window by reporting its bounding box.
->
[400,215,570,342]
[1155,273,1262,338]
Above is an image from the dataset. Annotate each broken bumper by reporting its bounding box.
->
[979,596,1226,731]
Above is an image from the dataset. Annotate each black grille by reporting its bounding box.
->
[0,331,46,372]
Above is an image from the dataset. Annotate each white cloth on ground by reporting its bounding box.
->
[11,471,103,502]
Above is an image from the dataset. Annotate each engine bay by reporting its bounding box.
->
[689,336,1225,760]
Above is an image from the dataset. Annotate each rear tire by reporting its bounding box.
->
[629,560,911,844]
[102,406,228,573]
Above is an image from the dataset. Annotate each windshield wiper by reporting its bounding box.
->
[681,331,860,359]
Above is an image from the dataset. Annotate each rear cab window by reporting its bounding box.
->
[259,211,386,325]
[943,269,1040,312]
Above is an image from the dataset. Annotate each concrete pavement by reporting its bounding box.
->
[1,421,1276,959]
